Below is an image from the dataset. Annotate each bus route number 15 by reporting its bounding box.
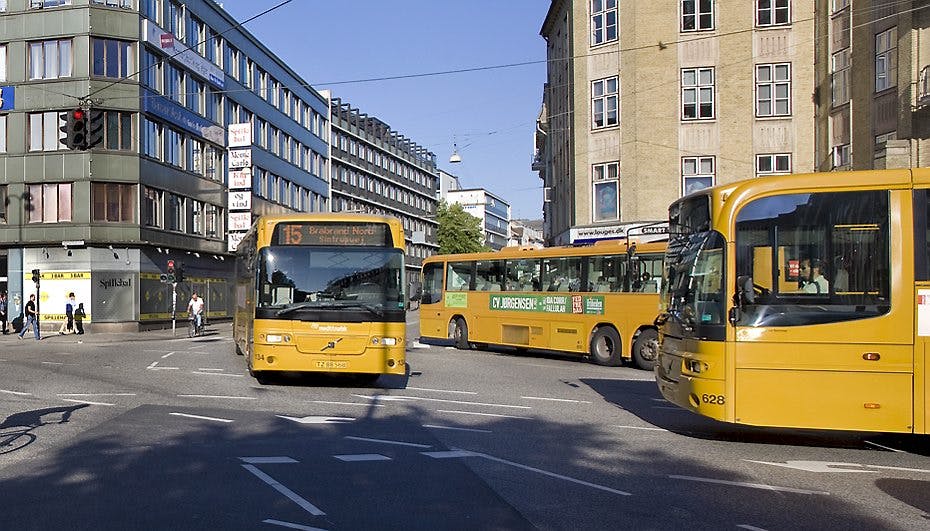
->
[282,225,303,245]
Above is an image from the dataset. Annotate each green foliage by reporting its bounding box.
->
[437,201,487,254]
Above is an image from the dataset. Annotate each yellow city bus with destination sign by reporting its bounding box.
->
[655,168,930,433]
[419,238,667,369]
[233,214,408,384]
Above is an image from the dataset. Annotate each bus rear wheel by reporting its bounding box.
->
[632,329,659,371]
[452,318,470,350]
[589,326,623,367]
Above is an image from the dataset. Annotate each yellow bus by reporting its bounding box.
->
[233,214,408,384]
[656,168,930,433]
[419,239,667,369]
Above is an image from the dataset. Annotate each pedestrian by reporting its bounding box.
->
[74,303,85,335]
[18,294,41,341]
[0,292,8,334]
[58,292,76,335]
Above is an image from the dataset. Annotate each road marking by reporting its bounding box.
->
[148,367,180,370]
[864,440,906,453]
[345,436,432,448]
[0,389,32,396]
[178,394,256,400]
[433,449,632,496]
[748,459,930,474]
[737,525,769,531]
[423,424,492,434]
[58,393,136,397]
[147,361,159,369]
[170,412,234,423]
[161,352,176,359]
[61,399,115,406]
[240,457,298,464]
[41,361,64,365]
[191,371,244,378]
[311,400,384,408]
[196,368,224,372]
[278,415,356,424]
[263,519,329,531]
[614,425,669,432]
[242,464,326,516]
[334,454,392,462]
[670,475,829,495]
[521,396,592,404]
[406,387,478,395]
[355,394,532,410]
[436,410,531,420]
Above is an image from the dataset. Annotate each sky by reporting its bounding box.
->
[220,0,550,220]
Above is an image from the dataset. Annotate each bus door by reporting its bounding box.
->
[732,190,913,432]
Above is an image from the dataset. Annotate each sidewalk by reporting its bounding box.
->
[3,322,232,345]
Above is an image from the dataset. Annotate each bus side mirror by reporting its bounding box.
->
[736,275,755,306]
[408,283,422,302]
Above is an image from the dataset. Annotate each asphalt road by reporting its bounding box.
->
[0,313,928,530]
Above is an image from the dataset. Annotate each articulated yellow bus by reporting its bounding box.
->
[656,168,930,433]
[233,214,407,384]
[419,239,667,369]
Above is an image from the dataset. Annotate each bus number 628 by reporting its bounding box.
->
[701,394,725,405]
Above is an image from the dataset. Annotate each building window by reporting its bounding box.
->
[681,0,713,32]
[143,187,161,227]
[92,182,135,222]
[682,67,714,120]
[756,153,791,175]
[833,144,851,168]
[592,162,619,222]
[104,111,133,150]
[30,0,72,7]
[92,38,133,78]
[28,112,65,152]
[92,0,133,9]
[0,115,6,153]
[591,0,618,46]
[682,156,714,195]
[875,131,897,148]
[756,0,789,27]
[0,185,6,223]
[831,49,850,106]
[592,76,619,129]
[28,39,72,80]
[755,63,791,117]
[0,44,6,81]
[27,183,72,223]
[165,193,182,232]
[875,27,897,92]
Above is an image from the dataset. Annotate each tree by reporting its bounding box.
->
[436,201,487,254]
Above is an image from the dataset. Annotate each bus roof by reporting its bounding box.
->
[424,238,667,264]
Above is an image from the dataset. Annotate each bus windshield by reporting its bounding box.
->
[257,246,405,310]
[661,230,726,339]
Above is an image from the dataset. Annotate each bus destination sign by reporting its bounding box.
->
[273,222,392,247]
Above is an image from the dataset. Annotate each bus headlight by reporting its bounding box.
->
[686,359,707,373]
[371,337,398,346]
[266,334,289,344]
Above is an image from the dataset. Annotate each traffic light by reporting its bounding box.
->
[59,108,87,150]
[175,263,185,283]
[86,108,105,149]
[167,259,175,275]
[31,268,40,284]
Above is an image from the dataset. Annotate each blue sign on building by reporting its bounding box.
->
[0,86,14,112]
[142,89,224,146]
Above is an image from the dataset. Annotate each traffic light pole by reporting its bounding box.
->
[171,282,177,336]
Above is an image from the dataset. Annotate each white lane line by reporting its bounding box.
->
[615,425,669,432]
[355,394,531,410]
[240,457,298,464]
[521,396,592,404]
[41,361,64,366]
[170,412,235,423]
[423,450,480,459]
[864,440,906,453]
[197,368,224,372]
[191,371,244,378]
[406,387,478,395]
[311,400,384,408]
[149,367,180,370]
[161,352,176,359]
[61,399,116,406]
[262,519,329,531]
[423,424,492,434]
[147,361,159,369]
[334,454,391,462]
[436,410,532,420]
[178,394,256,400]
[344,436,432,448]
[58,393,136,397]
[737,525,769,531]
[441,449,632,496]
[0,389,32,396]
[242,464,325,516]
[670,475,829,495]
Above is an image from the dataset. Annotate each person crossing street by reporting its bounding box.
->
[18,294,41,341]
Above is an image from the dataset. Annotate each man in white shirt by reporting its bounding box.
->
[187,292,205,330]
[800,259,829,294]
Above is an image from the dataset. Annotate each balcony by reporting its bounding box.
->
[919,65,930,109]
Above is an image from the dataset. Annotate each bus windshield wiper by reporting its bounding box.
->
[275,301,385,318]
[333,301,385,318]
[275,302,321,316]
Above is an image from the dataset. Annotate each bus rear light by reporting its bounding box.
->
[864,403,881,409]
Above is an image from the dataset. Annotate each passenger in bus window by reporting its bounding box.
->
[800,258,829,294]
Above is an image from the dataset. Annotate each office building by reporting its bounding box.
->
[446,188,511,251]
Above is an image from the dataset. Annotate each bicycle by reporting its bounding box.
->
[188,313,205,337]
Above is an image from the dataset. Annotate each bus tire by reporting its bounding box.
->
[452,318,470,350]
[632,329,659,371]
[589,326,623,367]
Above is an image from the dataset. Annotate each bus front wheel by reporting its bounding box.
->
[452,318,470,350]
[632,329,659,371]
[589,327,623,367]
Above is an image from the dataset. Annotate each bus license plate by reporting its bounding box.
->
[316,361,348,369]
